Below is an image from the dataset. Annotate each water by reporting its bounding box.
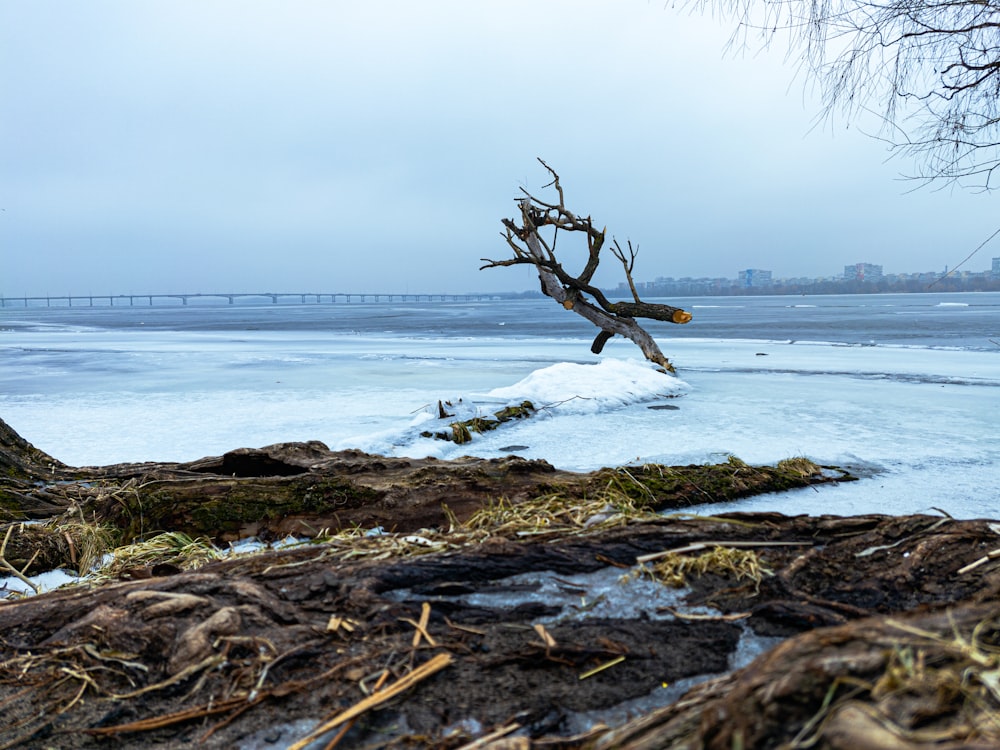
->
[2,292,998,519]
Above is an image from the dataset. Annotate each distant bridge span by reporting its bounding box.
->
[0,292,494,308]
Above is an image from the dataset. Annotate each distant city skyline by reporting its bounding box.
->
[633,256,999,284]
[615,256,1000,296]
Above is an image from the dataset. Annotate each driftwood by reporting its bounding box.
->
[591,600,1000,750]
[421,400,537,444]
[0,418,845,575]
[482,160,692,371]
[2,417,999,749]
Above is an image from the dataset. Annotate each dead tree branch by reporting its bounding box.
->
[482,160,691,371]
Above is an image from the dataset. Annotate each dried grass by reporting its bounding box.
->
[91,531,223,581]
[776,457,822,477]
[40,457,820,590]
[637,545,773,591]
[462,478,666,538]
[51,521,118,575]
[259,485,662,574]
[788,614,1000,747]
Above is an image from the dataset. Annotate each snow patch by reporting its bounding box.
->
[486,358,689,414]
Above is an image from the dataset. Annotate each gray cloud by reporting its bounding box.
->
[1,1,994,297]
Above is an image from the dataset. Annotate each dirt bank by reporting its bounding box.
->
[1,418,998,749]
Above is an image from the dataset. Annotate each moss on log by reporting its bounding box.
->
[0,417,67,481]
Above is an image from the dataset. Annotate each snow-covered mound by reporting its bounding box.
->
[345,358,688,458]
[485,358,688,414]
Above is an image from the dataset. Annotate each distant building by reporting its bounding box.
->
[740,269,772,288]
[844,263,883,282]
[611,257,1000,298]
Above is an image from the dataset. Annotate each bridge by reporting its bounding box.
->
[0,292,495,308]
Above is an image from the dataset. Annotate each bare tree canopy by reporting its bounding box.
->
[482,160,691,372]
[698,0,1000,188]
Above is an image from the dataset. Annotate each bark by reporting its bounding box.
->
[0,415,67,480]
[593,601,1000,750]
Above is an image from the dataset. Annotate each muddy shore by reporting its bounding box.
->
[1,418,998,749]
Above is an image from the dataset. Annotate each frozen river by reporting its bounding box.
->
[2,292,998,519]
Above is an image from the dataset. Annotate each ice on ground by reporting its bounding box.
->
[388,564,790,738]
[385,566,691,623]
[2,321,998,520]
[0,568,81,597]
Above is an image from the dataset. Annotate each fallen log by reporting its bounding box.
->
[0,417,850,575]
[591,601,1000,750]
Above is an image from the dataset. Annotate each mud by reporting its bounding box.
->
[0,511,998,749]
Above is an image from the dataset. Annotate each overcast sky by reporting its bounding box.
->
[2,1,996,297]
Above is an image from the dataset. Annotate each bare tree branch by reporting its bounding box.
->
[691,0,1000,189]
[611,239,642,303]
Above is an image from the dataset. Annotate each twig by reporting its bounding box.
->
[323,669,391,750]
[400,601,437,648]
[533,623,557,651]
[287,652,453,750]
[636,540,809,565]
[105,653,225,701]
[85,690,249,735]
[455,722,522,749]
[927,225,1000,288]
[63,532,77,567]
[0,525,39,594]
[659,607,752,622]
[445,617,487,636]
[957,547,1000,574]
[579,655,625,680]
[198,695,266,743]
[611,238,641,303]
